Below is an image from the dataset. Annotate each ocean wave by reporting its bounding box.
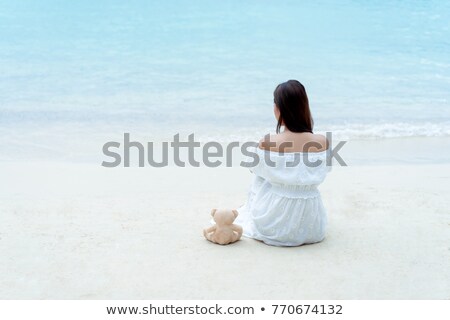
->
[319,122,450,140]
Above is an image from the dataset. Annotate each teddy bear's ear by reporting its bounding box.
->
[232,209,238,218]
[211,208,217,217]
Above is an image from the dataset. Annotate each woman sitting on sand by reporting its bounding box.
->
[235,80,330,246]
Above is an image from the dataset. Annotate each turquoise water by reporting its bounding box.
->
[1,0,450,161]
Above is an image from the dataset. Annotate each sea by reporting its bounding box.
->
[0,0,449,164]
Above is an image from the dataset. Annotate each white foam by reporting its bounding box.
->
[318,122,450,140]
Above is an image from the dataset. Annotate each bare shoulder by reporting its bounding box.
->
[306,133,329,152]
[258,134,280,151]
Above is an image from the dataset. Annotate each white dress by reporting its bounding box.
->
[235,147,331,247]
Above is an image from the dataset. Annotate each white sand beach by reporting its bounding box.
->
[0,162,449,299]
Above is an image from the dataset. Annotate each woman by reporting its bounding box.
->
[235,80,330,246]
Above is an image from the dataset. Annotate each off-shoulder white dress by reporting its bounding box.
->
[235,147,331,247]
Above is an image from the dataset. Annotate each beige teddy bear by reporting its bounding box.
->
[203,209,243,245]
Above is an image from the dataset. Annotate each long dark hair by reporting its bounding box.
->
[273,80,314,134]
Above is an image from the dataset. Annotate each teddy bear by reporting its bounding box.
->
[203,209,243,245]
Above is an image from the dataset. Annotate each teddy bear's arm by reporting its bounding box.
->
[203,226,217,243]
[231,224,243,237]
[203,225,216,237]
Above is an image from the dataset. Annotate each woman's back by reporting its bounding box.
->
[259,132,328,153]
[234,79,331,246]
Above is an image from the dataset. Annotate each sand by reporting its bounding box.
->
[0,162,449,299]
